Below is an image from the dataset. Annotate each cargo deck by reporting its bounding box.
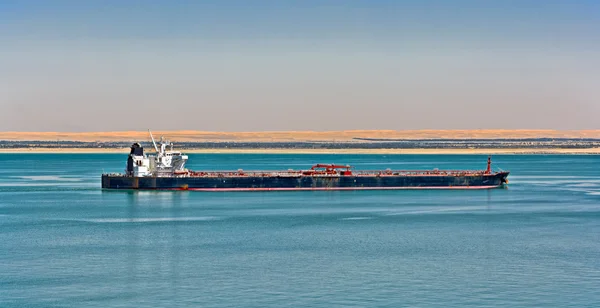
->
[101,131,510,191]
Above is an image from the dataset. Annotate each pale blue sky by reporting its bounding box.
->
[1,0,599,131]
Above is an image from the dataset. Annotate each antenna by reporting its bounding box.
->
[148,129,159,152]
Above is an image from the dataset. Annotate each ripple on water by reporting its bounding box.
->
[339,217,374,221]
[75,216,222,223]
[14,175,84,182]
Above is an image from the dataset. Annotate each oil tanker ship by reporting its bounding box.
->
[101,132,509,191]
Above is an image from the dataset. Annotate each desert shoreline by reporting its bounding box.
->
[1,147,600,155]
[3,129,600,142]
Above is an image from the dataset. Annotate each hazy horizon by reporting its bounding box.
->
[2,1,599,132]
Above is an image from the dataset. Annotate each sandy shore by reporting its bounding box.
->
[1,148,600,154]
[3,129,600,142]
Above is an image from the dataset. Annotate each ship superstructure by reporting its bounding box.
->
[126,130,188,177]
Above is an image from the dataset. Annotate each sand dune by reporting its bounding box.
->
[2,130,600,142]
[2,147,600,154]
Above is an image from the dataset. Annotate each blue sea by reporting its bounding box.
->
[1,154,599,307]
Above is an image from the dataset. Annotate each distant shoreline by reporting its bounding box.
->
[3,129,600,142]
[1,148,600,154]
[4,129,600,155]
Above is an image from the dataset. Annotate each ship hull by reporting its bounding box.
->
[101,172,509,191]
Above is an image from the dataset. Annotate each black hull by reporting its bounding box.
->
[101,172,509,191]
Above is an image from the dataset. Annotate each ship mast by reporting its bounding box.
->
[148,129,159,153]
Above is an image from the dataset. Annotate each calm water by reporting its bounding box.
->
[1,154,599,307]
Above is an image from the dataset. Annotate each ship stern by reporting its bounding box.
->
[101,174,115,189]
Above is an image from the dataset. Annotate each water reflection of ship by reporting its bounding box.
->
[124,191,185,294]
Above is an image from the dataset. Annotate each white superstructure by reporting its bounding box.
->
[126,130,188,177]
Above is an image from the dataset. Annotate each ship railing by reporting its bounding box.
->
[351,170,491,177]
[186,171,304,177]
[104,169,496,178]
[102,173,127,177]
[184,169,493,177]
